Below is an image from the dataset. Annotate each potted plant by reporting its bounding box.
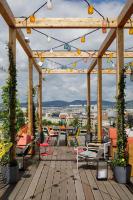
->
[1,45,19,183]
[112,67,132,184]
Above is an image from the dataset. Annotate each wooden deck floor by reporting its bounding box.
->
[0,146,133,200]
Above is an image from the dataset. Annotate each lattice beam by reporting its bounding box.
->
[15,18,133,29]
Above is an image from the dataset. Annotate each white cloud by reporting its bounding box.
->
[0,0,132,103]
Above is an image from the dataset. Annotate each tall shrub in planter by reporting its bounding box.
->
[1,46,19,183]
[112,67,131,183]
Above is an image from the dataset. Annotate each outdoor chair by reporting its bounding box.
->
[16,143,32,170]
[67,127,80,146]
[38,135,53,160]
[76,141,111,170]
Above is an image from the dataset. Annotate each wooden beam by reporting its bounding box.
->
[88,0,133,73]
[118,0,133,28]
[97,58,102,141]
[38,73,42,134]
[33,50,133,58]
[116,28,124,95]
[0,0,41,73]
[15,18,133,29]
[42,68,132,74]
[87,73,91,133]
[0,0,15,26]
[88,59,97,73]
[28,58,33,135]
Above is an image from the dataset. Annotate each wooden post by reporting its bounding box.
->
[97,57,102,141]
[87,73,91,133]
[28,58,33,135]
[38,73,42,134]
[116,28,124,94]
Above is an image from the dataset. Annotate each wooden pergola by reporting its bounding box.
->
[0,0,133,141]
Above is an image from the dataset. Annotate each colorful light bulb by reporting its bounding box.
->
[81,36,86,43]
[77,48,81,55]
[129,28,133,35]
[88,5,94,15]
[102,19,107,34]
[26,28,31,34]
[47,36,51,42]
[47,0,53,10]
[30,15,36,23]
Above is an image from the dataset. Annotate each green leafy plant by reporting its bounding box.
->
[112,68,128,167]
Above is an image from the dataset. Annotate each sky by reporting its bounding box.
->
[0,0,132,103]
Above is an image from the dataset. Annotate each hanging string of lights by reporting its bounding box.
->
[22,1,52,22]
[32,28,100,57]
[82,0,105,19]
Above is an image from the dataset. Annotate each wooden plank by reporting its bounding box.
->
[116,28,124,95]
[8,165,33,200]
[0,0,15,26]
[97,57,102,141]
[117,0,133,27]
[41,157,56,200]
[67,162,77,200]
[109,180,129,200]
[73,169,85,200]
[24,162,44,200]
[42,69,132,75]
[33,51,133,58]
[38,73,42,134]
[79,169,94,200]
[15,18,133,29]
[119,183,133,200]
[34,161,50,200]
[28,58,33,135]
[103,180,120,200]
[86,169,103,200]
[14,163,38,200]
[87,73,91,133]
[91,170,112,200]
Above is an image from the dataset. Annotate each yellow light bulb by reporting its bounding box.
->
[40,57,45,62]
[77,49,81,55]
[26,28,31,34]
[30,15,36,23]
[81,36,86,43]
[73,62,77,67]
[88,5,94,15]
[129,28,133,35]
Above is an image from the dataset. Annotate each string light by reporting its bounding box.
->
[129,28,133,35]
[50,48,53,53]
[47,0,53,10]
[81,36,86,43]
[30,15,36,23]
[102,19,107,34]
[40,57,45,62]
[72,62,77,67]
[26,28,31,34]
[88,5,94,15]
[47,36,52,42]
[77,48,81,55]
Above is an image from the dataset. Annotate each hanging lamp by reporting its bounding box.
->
[47,36,51,42]
[88,5,94,15]
[30,15,36,23]
[77,48,81,55]
[47,0,53,10]
[72,62,77,67]
[40,57,45,62]
[129,28,133,35]
[81,36,86,43]
[26,28,31,34]
[102,19,107,34]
